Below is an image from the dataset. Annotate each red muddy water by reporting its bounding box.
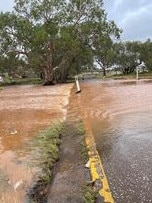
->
[0,84,73,203]
[2,79,152,203]
[78,79,152,203]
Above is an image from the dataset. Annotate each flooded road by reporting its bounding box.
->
[79,79,152,203]
[0,84,73,202]
[1,79,152,202]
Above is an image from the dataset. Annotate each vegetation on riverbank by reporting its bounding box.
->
[0,77,43,87]
[0,76,76,87]
[1,71,152,89]
[107,71,152,80]
[91,71,152,80]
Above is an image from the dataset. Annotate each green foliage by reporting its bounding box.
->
[0,0,122,83]
[114,41,142,74]
[140,39,152,71]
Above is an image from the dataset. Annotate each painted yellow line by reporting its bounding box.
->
[83,119,115,203]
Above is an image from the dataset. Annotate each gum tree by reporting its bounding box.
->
[0,0,121,84]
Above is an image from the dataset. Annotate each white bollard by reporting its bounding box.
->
[136,66,139,80]
[75,76,81,93]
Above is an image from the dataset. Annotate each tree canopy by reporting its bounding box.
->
[0,0,121,84]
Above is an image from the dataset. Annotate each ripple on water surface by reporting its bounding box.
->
[79,79,152,203]
[0,84,73,202]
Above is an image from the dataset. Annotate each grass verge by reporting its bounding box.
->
[27,121,97,203]
[27,122,65,202]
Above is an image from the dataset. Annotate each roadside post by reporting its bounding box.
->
[136,66,139,80]
[75,76,81,93]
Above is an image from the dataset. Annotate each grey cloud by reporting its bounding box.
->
[104,0,152,41]
[120,5,152,41]
[1,0,152,41]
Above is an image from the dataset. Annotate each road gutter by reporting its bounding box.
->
[83,119,115,203]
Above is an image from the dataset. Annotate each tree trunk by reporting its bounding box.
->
[96,60,106,77]
[43,65,54,85]
[103,67,106,77]
[43,57,54,85]
[54,55,73,83]
[42,42,55,85]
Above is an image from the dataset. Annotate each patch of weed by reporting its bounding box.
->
[77,121,86,135]
[77,121,88,164]
[82,186,98,203]
[27,122,65,202]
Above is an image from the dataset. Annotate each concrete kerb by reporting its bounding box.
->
[83,119,115,203]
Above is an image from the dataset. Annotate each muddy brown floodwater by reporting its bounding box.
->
[0,84,73,203]
[79,79,152,203]
[2,79,152,203]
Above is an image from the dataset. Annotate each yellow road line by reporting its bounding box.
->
[83,119,114,203]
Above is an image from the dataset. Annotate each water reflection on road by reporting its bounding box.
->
[79,79,152,203]
[0,84,72,202]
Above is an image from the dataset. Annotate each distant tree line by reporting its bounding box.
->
[112,39,152,75]
[0,0,152,84]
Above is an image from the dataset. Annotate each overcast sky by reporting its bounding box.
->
[104,0,152,41]
[0,0,152,42]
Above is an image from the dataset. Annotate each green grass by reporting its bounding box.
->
[77,122,88,163]
[100,71,152,80]
[84,70,152,80]
[82,186,98,203]
[28,122,65,202]
[35,122,64,176]
[28,121,97,203]
[0,77,43,86]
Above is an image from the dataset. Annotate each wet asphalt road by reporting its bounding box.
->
[79,79,152,203]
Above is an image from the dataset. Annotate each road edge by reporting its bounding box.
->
[83,119,115,203]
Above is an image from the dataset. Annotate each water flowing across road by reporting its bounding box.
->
[78,79,152,203]
[1,79,152,202]
[0,84,73,203]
